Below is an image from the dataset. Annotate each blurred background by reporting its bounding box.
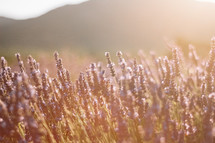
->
[0,0,215,64]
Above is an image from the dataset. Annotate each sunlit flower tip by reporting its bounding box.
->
[54,51,59,61]
[126,67,132,72]
[105,52,110,57]
[138,65,143,70]
[15,53,20,57]
[116,51,122,56]
[1,57,3,60]
[16,75,22,81]
[209,92,215,100]
[54,51,59,56]
[90,63,96,69]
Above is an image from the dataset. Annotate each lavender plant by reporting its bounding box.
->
[1,38,215,143]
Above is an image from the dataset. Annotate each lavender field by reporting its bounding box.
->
[1,38,215,143]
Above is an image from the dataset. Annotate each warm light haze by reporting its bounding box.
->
[0,0,214,20]
[1,0,215,142]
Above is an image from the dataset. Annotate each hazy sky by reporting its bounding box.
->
[0,0,214,20]
[0,0,88,19]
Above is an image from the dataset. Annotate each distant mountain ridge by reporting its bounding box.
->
[1,0,215,54]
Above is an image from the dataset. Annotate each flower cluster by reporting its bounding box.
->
[1,38,215,143]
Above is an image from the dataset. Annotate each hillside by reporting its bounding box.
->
[1,0,215,55]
